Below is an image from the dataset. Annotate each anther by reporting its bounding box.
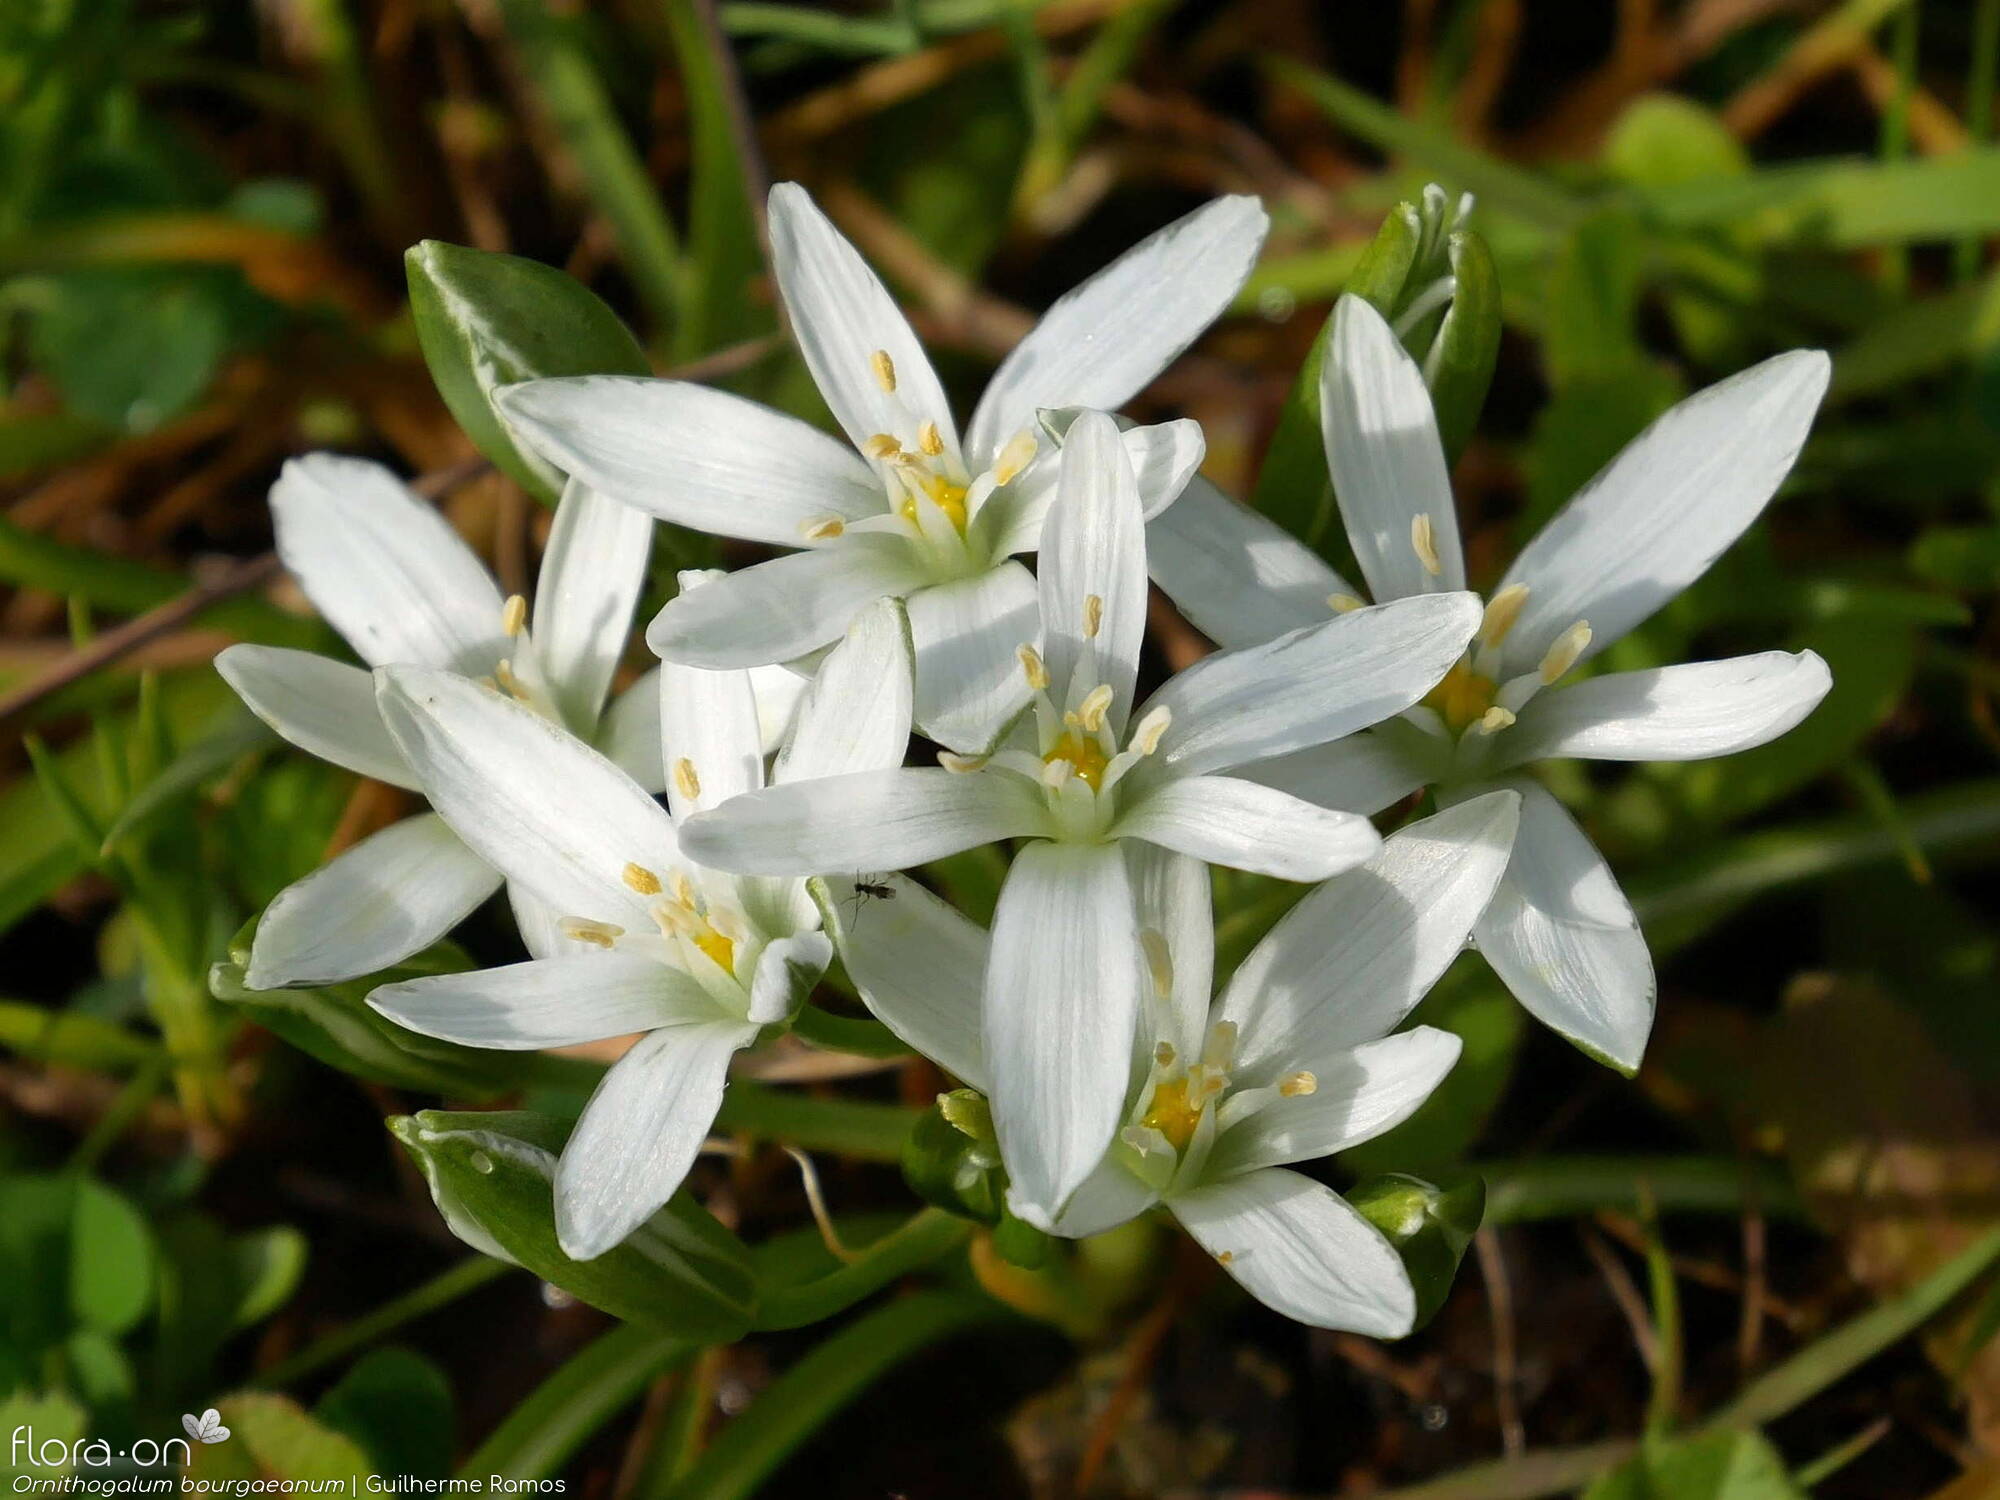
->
[1473,706,1516,736]
[1018,644,1049,691]
[918,420,944,456]
[1132,705,1172,756]
[1077,684,1114,734]
[1279,1071,1318,1098]
[669,871,699,909]
[1082,593,1103,639]
[1479,584,1530,650]
[870,349,896,393]
[1154,1040,1177,1068]
[863,433,901,461]
[673,757,702,801]
[1327,593,1366,614]
[1216,1250,1235,1265]
[559,917,624,949]
[992,430,1038,486]
[1539,621,1593,685]
[501,594,528,637]
[622,863,663,896]
[1411,514,1442,577]
[1141,929,1174,1001]
[800,516,846,542]
[1040,758,1074,790]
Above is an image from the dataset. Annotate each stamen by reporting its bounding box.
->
[1472,705,1516,736]
[918,420,944,456]
[1279,1071,1318,1098]
[1131,705,1172,756]
[1539,621,1593,685]
[1141,929,1174,1001]
[501,594,528,637]
[1153,1040,1177,1068]
[937,750,987,773]
[1411,514,1442,577]
[863,433,901,461]
[494,659,526,698]
[1479,584,1530,650]
[559,917,624,949]
[622,863,662,896]
[1077,683,1114,734]
[800,516,846,542]
[1017,644,1049,692]
[1215,1250,1235,1265]
[669,871,699,909]
[1327,593,1366,614]
[672,757,702,801]
[1040,757,1074,790]
[992,430,1038,486]
[1082,593,1103,639]
[870,349,896,393]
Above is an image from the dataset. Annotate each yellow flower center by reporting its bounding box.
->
[694,928,737,976]
[1042,729,1111,790]
[1140,1076,1205,1152]
[1425,658,1499,734]
[898,470,969,532]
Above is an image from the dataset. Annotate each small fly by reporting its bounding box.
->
[844,873,896,926]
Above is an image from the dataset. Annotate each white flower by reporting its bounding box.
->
[494,183,1267,753]
[819,793,1521,1332]
[676,411,1484,1220]
[216,454,693,988]
[1148,294,1834,1071]
[366,599,914,1259]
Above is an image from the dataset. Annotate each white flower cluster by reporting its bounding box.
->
[220,185,1831,1332]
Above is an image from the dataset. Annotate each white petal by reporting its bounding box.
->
[747,930,833,1025]
[1321,295,1463,599]
[369,950,722,1047]
[1137,592,1480,780]
[1168,1167,1415,1335]
[1471,780,1654,1072]
[1126,841,1214,1067]
[985,840,1145,1218]
[990,418,1207,557]
[965,195,1268,464]
[270,454,506,673]
[375,666,678,930]
[510,884,579,961]
[245,814,500,988]
[1211,1028,1462,1175]
[813,873,989,1090]
[905,566,1040,755]
[217,645,417,790]
[1145,477,1352,650]
[1497,349,1831,674]
[1220,790,1521,1078]
[497,378,883,545]
[749,664,810,755]
[1114,775,1380,882]
[767,182,959,458]
[658,648,766,820]
[646,537,927,669]
[555,1019,759,1259]
[1243,729,1429,818]
[1496,651,1832,768]
[532,479,652,731]
[1013,1152,1159,1240]
[677,767,1049,875]
[1039,410,1147,726]
[594,668,667,793]
[778,597,915,782]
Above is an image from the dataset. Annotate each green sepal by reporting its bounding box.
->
[991,1209,1052,1269]
[1347,1171,1485,1329]
[389,1110,758,1341]
[901,1089,1006,1225]
[406,241,651,504]
[1427,230,1502,462]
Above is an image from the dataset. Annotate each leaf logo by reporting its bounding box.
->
[181,1410,231,1445]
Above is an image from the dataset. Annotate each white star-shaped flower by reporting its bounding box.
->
[495,183,1268,753]
[1148,294,1834,1071]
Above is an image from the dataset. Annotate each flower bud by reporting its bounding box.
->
[1347,1171,1486,1330]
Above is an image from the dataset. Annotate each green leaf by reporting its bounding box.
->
[0,1391,86,1477]
[98,710,275,855]
[0,1175,155,1355]
[317,1349,455,1480]
[185,1394,376,1483]
[406,240,650,502]
[229,1225,309,1329]
[1346,1172,1484,1329]
[1582,1430,1806,1500]
[26,268,235,430]
[67,1176,153,1335]
[0,999,159,1070]
[1603,94,1750,189]
[389,1110,759,1341]
[1637,148,2000,249]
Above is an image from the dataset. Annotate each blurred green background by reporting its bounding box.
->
[5,1,2000,1495]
